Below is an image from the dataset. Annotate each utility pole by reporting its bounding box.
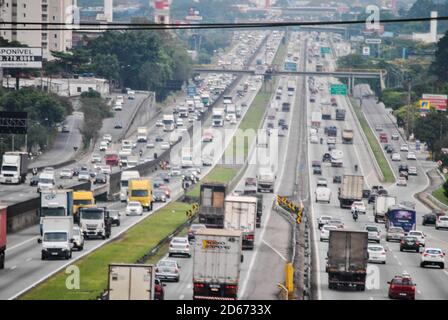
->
[406,80,412,140]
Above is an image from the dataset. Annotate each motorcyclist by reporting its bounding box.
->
[139,149,143,157]
[354,164,358,172]
[32,168,38,176]
[320,137,323,144]
[352,208,359,222]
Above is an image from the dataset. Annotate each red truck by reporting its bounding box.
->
[379,133,388,143]
[0,205,6,269]
[105,152,119,166]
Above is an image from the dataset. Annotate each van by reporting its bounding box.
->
[120,170,140,202]
[37,172,55,192]
[73,191,95,220]
[128,179,153,211]
[315,187,331,203]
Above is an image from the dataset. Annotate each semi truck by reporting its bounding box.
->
[335,108,346,121]
[193,229,243,300]
[79,207,112,240]
[40,216,74,260]
[257,167,275,193]
[108,263,155,300]
[212,109,225,127]
[0,151,29,184]
[338,175,364,208]
[198,182,227,228]
[224,196,257,250]
[326,229,369,290]
[137,127,148,142]
[374,195,397,223]
[38,189,73,235]
[342,129,354,144]
[321,106,332,120]
[0,205,6,269]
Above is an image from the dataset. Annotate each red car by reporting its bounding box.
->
[154,278,165,300]
[105,153,119,166]
[379,133,388,143]
[388,274,416,300]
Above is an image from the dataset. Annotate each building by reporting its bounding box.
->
[0,0,77,60]
[412,11,440,44]
[153,0,170,24]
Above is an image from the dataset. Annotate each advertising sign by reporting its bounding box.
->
[422,94,447,111]
[0,47,42,68]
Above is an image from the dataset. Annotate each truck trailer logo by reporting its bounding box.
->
[202,239,231,250]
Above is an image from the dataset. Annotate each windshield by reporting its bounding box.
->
[43,232,68,242]
[39,178,54,184]
[368,246,383,252]
[366,227,378,232]
[2,165,17,171]
[121,180,129,188]
[41,207,65,217]
[158,260,176,268]
[74,199,93,205]
[131,190,148,197]
[81,209,104,220]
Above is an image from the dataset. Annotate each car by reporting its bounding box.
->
[168,237,191,257]
[187,223,207,242]
[43,167,55,174]
[72,226,84,251]
[310,135,319,144]
[327,137,336,145]
[407,152,417,160]
[351,201,366,214]
[420,247,445,269]
[153,189,167,202]
[153,177,165,188]
[59,168,73,179]
[396,177,407,186]
[61,125,70,133]
[368,244,387,264]
[156,120,164,127]
[176,118,184,126]
[109,210,121,226]
[328,218,344,229]
[385,145,394,154]
[91,154,102,163]
[408,230,426,246]
[400,236,422,252]
[202,154,213,166]
[386,227,405,242]
[388,274,416,300]
[436,215,448,229]
[320,225,338,242]
[202,131,213,142]
[170,166,182,177]
[375,125,383,131]
[154,277,165,300]
[78,171,90,181]
[384,143,391,151]
[99,141,108,152]
[322,153,331,162]
[114,122,123,129]
[364,225,381,243]
[94,173,107,184]
[312,161,322,175]
[317,215,333,229]
[391,133,399,140]
[317,178,328,187]
[408,166,417,176]
[155,259,180,282]
[422,213,438,226]
[333,175,342,184]
[400,144,409,152]
[146,141,155,149]
[160,142,170,150]
[391,153,401,161]
[30,175,39,186]
[103,134,112,143]
[114,103,122,111]
[126,201,143,216]
[100,165,111,175]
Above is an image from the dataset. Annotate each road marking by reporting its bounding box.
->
[369,297,374,300]
[417,290,421,295]
[262,239,287,262]
[6,236,40,253]
[179,294,185,300]
[187,283,192,289]
[25,257,32,262]
[398,261,402,266]
[10,266,16,270]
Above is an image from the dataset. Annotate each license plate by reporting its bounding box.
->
[51,252,59,256]
[6,179,11,182]
[399,293,407,296]
[430,255,437,258]
[211,288,219,292]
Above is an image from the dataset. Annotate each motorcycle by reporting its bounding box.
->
[320,138,323,144]
[354,164,358,172]
[352,210,358,222]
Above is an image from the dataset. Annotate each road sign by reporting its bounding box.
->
[365,38,382,44]
[284,62,297,72]
[362,46,370,56]
[419,99,431,112]
[320,47,331,54]
[187,85,197,97]
[422,94,447,111]
[330,84,347,96]
[0,111,28,134]
[0,47,42,68]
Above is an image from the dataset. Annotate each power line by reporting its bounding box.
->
[1,15,448,31]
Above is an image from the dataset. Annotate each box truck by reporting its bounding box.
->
[0,151,29,184]
[374,195,397,223]
[38,189,73,235]
[108,263,155,300]
[198,182,227,228]
[224,196,257,250]
[338,175,364,208]
[342,129,354,144]
[40,216,74,260]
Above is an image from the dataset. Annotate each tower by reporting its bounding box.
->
[430,11,437,42]
[104,0,113,22]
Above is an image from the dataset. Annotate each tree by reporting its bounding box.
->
[431,29,448,83]
[413,111,448,155]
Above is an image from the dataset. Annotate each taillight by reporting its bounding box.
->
[416,242,420,246]
[381,252,386,255]
[390,285,395,290]
[423,253,428,257]
[194,283,204,288]
[400,240,404,244]
[155,268,159,272]
[246,234,254,240]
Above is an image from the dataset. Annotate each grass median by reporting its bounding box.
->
[350,98,395,183]
[432,187,448,206]
[20,202,191,300]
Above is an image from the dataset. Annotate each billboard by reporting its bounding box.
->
[0,47,42,69]
[422,94,447,111]
[0,111,28,134]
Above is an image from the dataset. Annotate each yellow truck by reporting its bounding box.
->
[128,179,153,211]
[73,191,95,221]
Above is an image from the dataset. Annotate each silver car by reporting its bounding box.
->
[155,259,180,282]
[386,227,405,242]
[168,237,191,257]
[72,226,84,251]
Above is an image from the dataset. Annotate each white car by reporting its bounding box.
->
[408,166,418,176]
[367,244,387,264]
[72,226,84,251]
[391,153,401,161]
[318,215,333,229]
[436,216,448,229]
[317,178,328,187]
[59,168,73,179]
[176,118,184,127]
[407,152,417,160]
[99,141,108,151]
[100,165,111,175]
[156,120,164,127]
[327,137,336,145]
[420,248,445,269]
[396,177,407,186]
[400,144,409,152]
[91,154,102,163]
[375,125,382,131]
[78,171,90,182]
[320,225,338,241]
[168,237,191,257]
[103,134,112,143]
[160,142,170,150]
[310,135,319,144]
[408,230,426,246]
[126,201,143,216]
[146,141,155,149]
[365,225,381,243]
[351,201,366,214]
[391,133,399,140]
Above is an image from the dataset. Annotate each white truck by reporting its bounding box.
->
[163,114,176,132]
[374,195,397,223]
[257,130,269,148]
[257,167,275,193]
[178,105,189,118]
[137,127,148,142]
[224,196,257,250]
[120,170,140,201]
[40,216,74,260]
[37,171,55,192]
[126,155,139,168]
[38,189,74,236]
[225,104,236,121]
[315,186,331,203]
[193,229,242,300]
[108,263,155,300]
[212,108,225,127]
[311,111,322,128]
[181,147,193,168]
[223,95,233,105]
[0,151,29,184]
[79,207,112,240]
[330,149,343,167]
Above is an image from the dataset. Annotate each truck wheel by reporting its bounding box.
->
[358,285,365,291]
[102,235,106,240]
[79,245,84,251]
[117,221,121,227]
[65,252,70,260]
[41,253,46,260]
[0,253,4,269]
[440,263,444,269]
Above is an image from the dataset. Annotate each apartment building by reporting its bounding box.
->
[0,0,77,60]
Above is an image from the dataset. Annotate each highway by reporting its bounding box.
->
[308,33,448,300]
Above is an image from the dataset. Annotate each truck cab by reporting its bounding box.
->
[120,170,140,202]
[128,179,153,211]
[79,207,111,240]
[73,191,95,222]
[40,216,74,260]
[0,151,29,184]
[212,109,225,127]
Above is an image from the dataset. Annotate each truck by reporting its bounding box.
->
[105,152,119,166]
[374,195,397,223]
[79,207,112,239]
[120,170,140,202]
[198,182,227,228]
[223,95,233,105]
[137,127,148,143]
[338,175,364,208]
[108,263,155,300]
[212,108,225,127]
[315,186,331,203]
[193,229,243,300]
[38,189,73,236]
[224,196,257,250]
[181,147,193,168]
[162,114,176,132]
[342,129,354,144]
[73,190,95,222]
[281,102,291,112]
[257,167,275,193]
[128,179,153,211]
[330,149,343,167]
[335,108,346,121]
[257,130,269,148]
[326,229,369,290]
[0,205,6,269]
[40,216,74,260]
[311,111,322,128]
[225,104,236,121]
[0,151,29,184]
[321,106,332,120]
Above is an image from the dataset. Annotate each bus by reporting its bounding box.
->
[163,114,176,132]
[385,205,416,233]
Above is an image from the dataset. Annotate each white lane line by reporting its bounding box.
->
[25,257,32,262]
[6,236,40,253]
[10,266,17,270]
[443,270,448,277]
[179,295,185,300]
[262,239,287,262]
[398,261,402,266]
[187,283,192,289]
[417,290,421,295]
